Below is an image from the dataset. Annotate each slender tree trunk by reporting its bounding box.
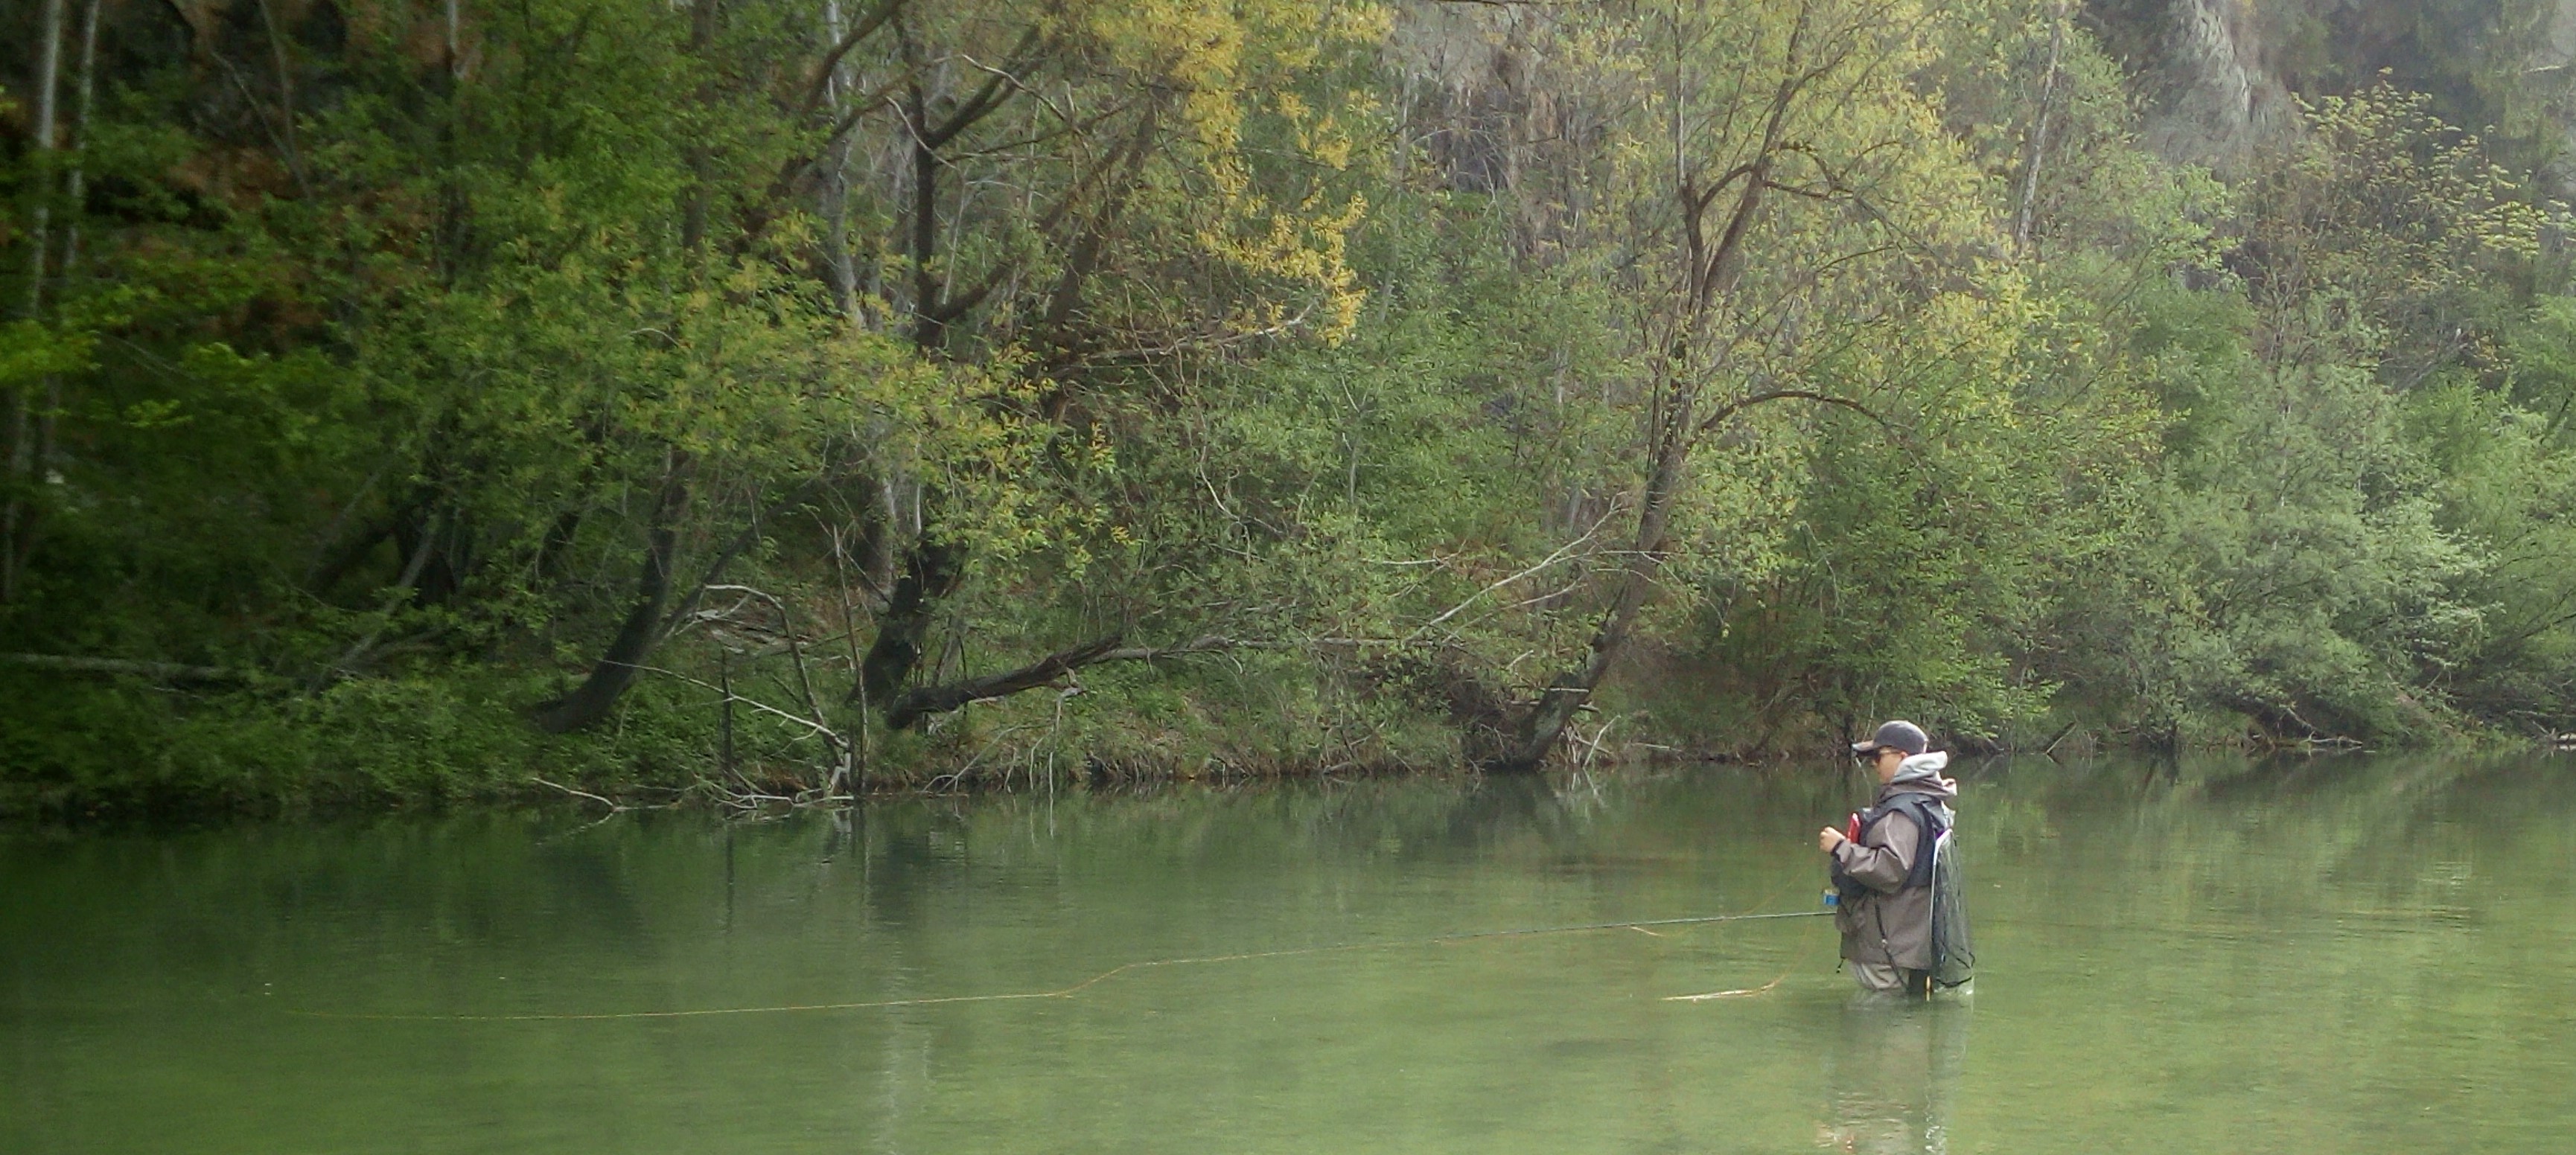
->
[681,0,719,251]
[906,85,943,348]
[1038,103,1158,342]
[430,0,471,285]
[44,0,100,496]
[4,0,68,604]
[856,470,899,598]
[718,649,736,775]
[2014,1,2068,251]
[864,77,963,695]
[552,0,718,729]
[445,0,462,80]
[316,508,444,686]
[820,0,861,321]
[253,0,307,192]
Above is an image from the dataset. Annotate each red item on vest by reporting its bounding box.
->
[1845,813,1864,845]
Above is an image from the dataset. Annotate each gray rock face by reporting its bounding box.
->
[2102,0,2576,170]
[2130,0,2292,168]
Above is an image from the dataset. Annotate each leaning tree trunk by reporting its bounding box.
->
[1488,433,1686,773]
[534,463,690,734]
[532,470,819,733]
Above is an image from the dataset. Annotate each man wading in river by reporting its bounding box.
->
[1818,720,1961,996]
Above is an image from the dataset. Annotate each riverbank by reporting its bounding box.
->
[0,662,1473,820]
[3,653,2522,822]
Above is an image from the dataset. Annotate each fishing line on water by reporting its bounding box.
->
[284,909,1834,1023]
[1663,909,1834,1002]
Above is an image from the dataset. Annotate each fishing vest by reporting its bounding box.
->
[1832,790,1947,894]
[1874,793,1948,891]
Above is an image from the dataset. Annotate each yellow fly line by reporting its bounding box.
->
[284,909,1833,1023]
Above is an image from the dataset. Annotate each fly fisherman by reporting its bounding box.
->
[1817,720,1961,996]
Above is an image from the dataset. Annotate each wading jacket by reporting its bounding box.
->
[1830,755,1958,972]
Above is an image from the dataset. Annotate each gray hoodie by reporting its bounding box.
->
[1829,752,1958,971]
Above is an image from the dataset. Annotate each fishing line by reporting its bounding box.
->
[284,909,1832,1023]
[1665,910,1834,1002]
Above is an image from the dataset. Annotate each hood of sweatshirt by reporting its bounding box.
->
[1880,751,1958,808]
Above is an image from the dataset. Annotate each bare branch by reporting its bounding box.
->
[622,661,842,739]
[1095,635,1234,663]
[923,26,1046,149]
[1405,507,1622,644]
[797,0,908,120]
[1692,388,1884,438]
[531,776,627,812]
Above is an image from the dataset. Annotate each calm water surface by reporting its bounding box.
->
[6,754,2574,1153]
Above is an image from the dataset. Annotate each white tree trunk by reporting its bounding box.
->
[2015,1,2070,250]
[4,0,67,602]
[821,0,861,321]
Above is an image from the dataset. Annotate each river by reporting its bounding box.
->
[6,753,2573,1153]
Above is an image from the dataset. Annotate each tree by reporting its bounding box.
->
[1429,0,2033,769]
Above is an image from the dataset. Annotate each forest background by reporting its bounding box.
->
[9,0,2576,814]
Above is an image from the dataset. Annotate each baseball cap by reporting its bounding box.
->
[1850,720,1930,757]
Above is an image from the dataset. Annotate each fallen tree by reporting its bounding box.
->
[1,653,263,685]
[884,635,1234,730]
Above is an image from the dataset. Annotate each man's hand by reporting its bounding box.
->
[1818,828,1846,853]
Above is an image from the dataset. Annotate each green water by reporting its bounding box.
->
[6,755,2574,1153]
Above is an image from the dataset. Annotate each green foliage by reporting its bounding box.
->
[0,665,721,815]
[18,0,2576,813]
[2030,83,2576,746]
